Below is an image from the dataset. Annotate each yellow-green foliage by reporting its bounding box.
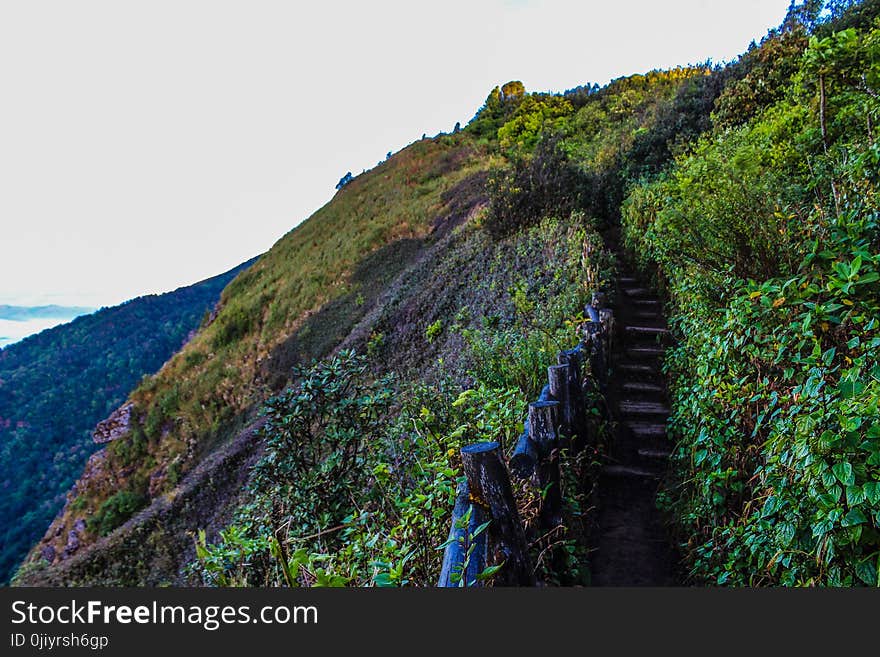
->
[498,95,573,151]
[563,67,707,168]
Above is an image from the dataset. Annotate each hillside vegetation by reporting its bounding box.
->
[17,63,696,585]
[15,0,880,587]
[0,260,252,584]
[18,134,494,583]
[623,4,880,585]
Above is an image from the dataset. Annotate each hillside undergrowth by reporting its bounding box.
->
[192,214,609,587]
[623,9,880,585]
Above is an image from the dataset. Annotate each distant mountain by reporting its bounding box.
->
[0,258,255,583]
[0,306,96,349]
[0,305,95,322]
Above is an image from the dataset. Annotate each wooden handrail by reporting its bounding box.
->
[437,299,613,586]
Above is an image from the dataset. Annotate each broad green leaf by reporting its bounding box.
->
[822,347,836,366]
[373,572,395,587]
[855,558,877,586]
[762,496,779,517]
[476,563,505,581]
[846,485,865,506]
[832,462,854,486]
[839,380,865,399]
[471,520,492,538]
[842,509,868,527]
[850,255,862,276]
[778,522,796,547]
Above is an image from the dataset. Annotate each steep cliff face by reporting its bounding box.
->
[17,133,492,584]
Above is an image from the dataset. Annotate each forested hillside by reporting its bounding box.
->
[14,0,880,587]
[0,259,253,583]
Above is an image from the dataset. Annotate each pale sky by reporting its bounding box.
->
[0,0,792,309]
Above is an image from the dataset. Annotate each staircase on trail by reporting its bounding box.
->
[590,263,679,586]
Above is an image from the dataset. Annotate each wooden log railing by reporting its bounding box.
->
[437,481,488,587]
[437,297,612,586]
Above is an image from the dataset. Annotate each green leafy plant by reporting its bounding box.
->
[623,15,880,586]
[425,319,443,343]
[436,506,501,587]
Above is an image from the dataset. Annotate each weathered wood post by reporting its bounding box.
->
[510,424,538,480]
[437,481,488,587]
[528,400,562,530]
[461,442,534,586]
[584,305,608,391]
[528,400,558,451]
[592,292,612,370]
[548,363,574,446]
[558,348,588,450]
[599,312,614,369]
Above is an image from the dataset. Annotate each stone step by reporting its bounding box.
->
[624,326,669,337]
[619,400,670,417]
[638,447,672,460]
[601,526,652,541]
[603,465,661,479]
[618,276,639,285]
[624,422,668,440]
[622,287,652,298]
[626,336,670,350]
[616,362,660,378]
[632,311,666,323]
[632,298,661,307]
[626,346,665,360]
[621,381,665,395]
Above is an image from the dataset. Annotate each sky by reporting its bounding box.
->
[0,0,793,309]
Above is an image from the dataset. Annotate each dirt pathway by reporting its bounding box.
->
[590,253,679,586]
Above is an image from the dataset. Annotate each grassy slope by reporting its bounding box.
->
[21,133,492,580]
[187,213,602,588]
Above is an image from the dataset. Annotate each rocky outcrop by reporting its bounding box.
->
[92,402,134,444]
[34,451,111,565]
[62,519,87,560]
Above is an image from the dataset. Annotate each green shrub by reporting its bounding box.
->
[659,199,880,585]
[90,490,148,537]
[498,95,573,152]
[624,16,880,586]
[485,136,588,239]
[211,306,254,349]
[425,319,443,343]
[110,423,149,467]
[252,350,393,528]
